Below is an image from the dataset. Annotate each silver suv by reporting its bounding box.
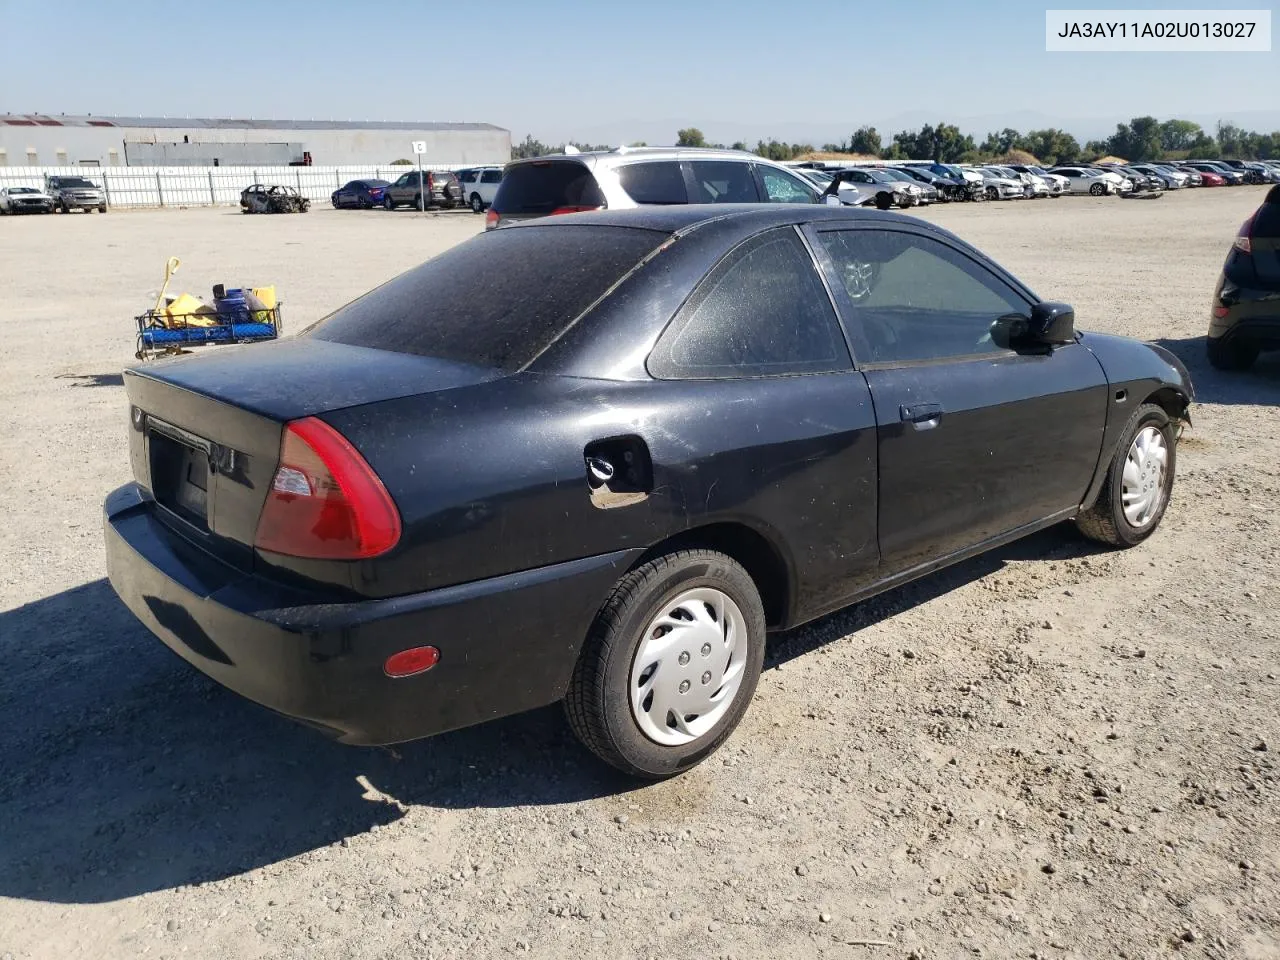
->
[45,175,107,213]
[486,147,822,229]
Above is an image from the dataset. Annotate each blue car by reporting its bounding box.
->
[331,179,391,209]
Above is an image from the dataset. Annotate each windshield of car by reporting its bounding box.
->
[9,187,37,194]
[803,169,833,183]
[309,225,665,371]
[58,178,96,188]
[864,170,895,183]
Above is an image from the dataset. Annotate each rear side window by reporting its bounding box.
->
[481,169,502,184]
[493,160,605,214]
[617,161,687,204]
[310,226,664,371]
[687,161,760,203]
[648,229,849,379]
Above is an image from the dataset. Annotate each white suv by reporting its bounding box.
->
[486,147,822,229]
[456,166,504,214]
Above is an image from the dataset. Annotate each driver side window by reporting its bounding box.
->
[818,229,1029,365]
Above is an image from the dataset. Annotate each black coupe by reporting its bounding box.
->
[105,205,1194,779]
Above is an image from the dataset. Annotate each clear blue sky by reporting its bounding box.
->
[2,0,1276,144]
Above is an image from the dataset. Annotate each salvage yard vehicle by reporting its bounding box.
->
[486,146,822,229]
[104,205,1194,780]
[1049,166,1126,196]
[331,179,390,209]
[383,170,463,210]
[0,185,54,214]
[240,184,310,214]
[456,166,504,213]
[1206,184,1280,370]
[794,167,873,206]
[822,166,920,210]
[45,174,106,213]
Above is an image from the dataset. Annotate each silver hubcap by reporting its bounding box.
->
[629,588,747,747]
[1122,426,1168,527]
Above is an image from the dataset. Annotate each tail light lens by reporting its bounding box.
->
[426,172,435,189]
[484,208,500,229]
[1233,213,1255,254]
[255,417,401,560]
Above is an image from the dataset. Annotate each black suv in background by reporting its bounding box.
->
[1207,184,1280,370]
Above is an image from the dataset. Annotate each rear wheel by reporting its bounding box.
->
[1206,335,1259,371]
[1089,182,1106,196]
[564,549,766,779]
[1076,403,1176,547]
[985,185,998,201]
[470,193,483,213]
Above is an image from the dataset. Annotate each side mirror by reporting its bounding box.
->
[824,194,841,206]
[1029,301,1076,344]
[989,302,1076,352]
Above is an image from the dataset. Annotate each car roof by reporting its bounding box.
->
[503,203,924,236]
[507,146,789,170]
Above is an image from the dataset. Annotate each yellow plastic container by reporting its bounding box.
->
[164,292,220,328]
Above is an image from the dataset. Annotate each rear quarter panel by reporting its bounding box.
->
[319,372,880,623]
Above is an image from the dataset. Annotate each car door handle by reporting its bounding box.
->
[900,402,943,429]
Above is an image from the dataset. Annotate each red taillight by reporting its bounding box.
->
[549,205,603,216]
[426,172,435,188]
[485,208,499,229]
[384,646,440,678]
[255,417,401,560]
[1233,213,1255,254]
[1213,305,1230,318]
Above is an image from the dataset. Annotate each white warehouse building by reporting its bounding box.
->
[0,114,510,167]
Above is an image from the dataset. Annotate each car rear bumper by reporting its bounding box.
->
[104,482,641,745]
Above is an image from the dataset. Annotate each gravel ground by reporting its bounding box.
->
[1,190,1277,960]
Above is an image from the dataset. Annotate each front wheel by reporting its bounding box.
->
[564,549,766,779]
[1089,182,1106,196]
[1076,403,1177,548]
[874,192,894,211]
[985,185,998,201]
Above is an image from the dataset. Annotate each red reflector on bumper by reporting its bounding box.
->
[384,646,440,678]
[1212,306,1230,318]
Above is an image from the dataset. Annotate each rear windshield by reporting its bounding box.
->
[308,225,664,370]
[493,160,606,215]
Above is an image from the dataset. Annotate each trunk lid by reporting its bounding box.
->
[124,338,502,561]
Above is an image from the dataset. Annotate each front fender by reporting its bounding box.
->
[1076,332,1195,508]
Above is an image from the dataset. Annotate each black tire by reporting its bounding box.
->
[564,549,766,779]
[874,192,894,211]
[415,193,424,211]
[1206,335,1259,371]
[1089,182,1106,196]
[470,193,484,213]
[1075,403,1176,548]
[384,195,395,211]
[98,205,107,213]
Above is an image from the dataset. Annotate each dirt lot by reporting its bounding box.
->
[1,191,1277,960]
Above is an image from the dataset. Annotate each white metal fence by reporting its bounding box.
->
[0,164,476,209]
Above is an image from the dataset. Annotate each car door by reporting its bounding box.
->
[808,222,1108,576]
[644,225,880,619]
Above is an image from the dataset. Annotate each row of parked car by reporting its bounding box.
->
[787,157,1280,208]
[0,174,107,214]
[330,167,504,213]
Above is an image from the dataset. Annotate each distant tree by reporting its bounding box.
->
[1103,116,1162,160]
[730,141,748,152]
[1083,139,1109,159]
[676,128,707,148]
[1187,131,1220,157]
[628,141,648,147]
[979,128,1025,156]
[1021,128,1080,165]
[511,134,553,159]
[1159,119,1202,152]
[879,143,906,161]
[890,123,975,163]
[849,126,882,155]
[389,158,413,165]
